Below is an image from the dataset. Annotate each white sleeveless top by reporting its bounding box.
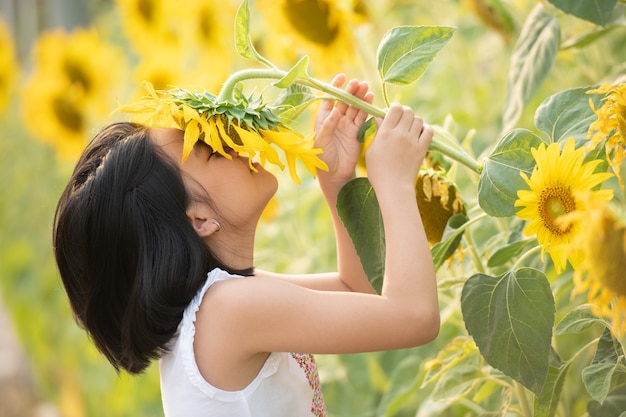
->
[159,268,327,417]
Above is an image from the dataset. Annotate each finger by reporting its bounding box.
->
[335,78,360,115]
[379,103,404,132]
[408,115,425,138]
[345,81,370,119]
[394,105,416,131]
[419,123,434,146]
[316,107,342,146]
[354,92,374,126]
[319,74,346,113]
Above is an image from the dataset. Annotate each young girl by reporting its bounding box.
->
[53,74,439,416]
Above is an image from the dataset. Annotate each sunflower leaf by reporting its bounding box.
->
[534,85,605,146]
[478,129,545,217]
[583,328,626,403]
[461,268,555,395]
[431,214,468,271]
[533,363,571,417]
[377,25,455,85]
[274,56,311,88]
[502,4,559,133]
[336,178,385,294]
[234,0,275,68]
[555,304,607,335]
[547,0,617,26]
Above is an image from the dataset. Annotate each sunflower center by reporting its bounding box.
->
[63,59,91,93]
[53,95,84,132]
[137,0,155,24]
[197,7,215,44]
[283,0,339,46]
[539,185,575,235]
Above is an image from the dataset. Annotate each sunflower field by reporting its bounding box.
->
[1,0,626,416]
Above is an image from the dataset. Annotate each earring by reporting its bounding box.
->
[212,220,221,232]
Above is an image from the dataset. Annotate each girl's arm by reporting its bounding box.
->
[197,104,439,357]
[274,74,376,293]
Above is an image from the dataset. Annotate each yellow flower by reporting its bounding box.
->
[115,0,179,53]
[21,76,87,159]
[0,18,18,113]
[415,168,465,245]
[568,199,626,337]
[255,0,366,77]
[20,28,123,159]
[514,138,614,273]
[117,82,328,183]
[587,82,626,188]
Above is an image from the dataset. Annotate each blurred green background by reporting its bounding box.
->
[1,0,625,416]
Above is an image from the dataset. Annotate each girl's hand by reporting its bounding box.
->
[365,103,433,195]
[314,74,373,187]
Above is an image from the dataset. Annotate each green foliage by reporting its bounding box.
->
[478,128,544,217]
[336,178,385,294]
[461,268,555,394]
[376,26,455,97]
[548,0,618,26]
[502,4,560,133]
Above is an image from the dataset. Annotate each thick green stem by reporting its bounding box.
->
[218,68,482,174]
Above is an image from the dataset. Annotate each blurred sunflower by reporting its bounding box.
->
[131,45,186,94]
[22,76,87,159]
[0,18,18,113]
[587,82,626,188]
[21,28,124,159]
[176,0,236,93]
[115,0,179,53]
[514,138,614,273]
[255,0,367,77]
[567,198,626,337]
[117,82,328,183]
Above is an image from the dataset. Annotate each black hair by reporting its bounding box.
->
[53,122,246,374]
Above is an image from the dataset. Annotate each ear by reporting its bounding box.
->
[186,204,220,238]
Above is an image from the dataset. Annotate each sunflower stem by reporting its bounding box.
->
[218,68,482,174]
[512,245,542,271]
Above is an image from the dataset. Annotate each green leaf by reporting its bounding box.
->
[461,268,556,394]
[502,4,560,132]
[547,0,617,26]
[588,385,626,417]
[234,0,274,67]
[357,117,377,144]
[555,304,606,335]
[377,26,455,85]
[534,363,572,417]
[478,129,545,217]
[487,238,538,268]
[534,86,605,146]
[431,214,469,271]
[337,178,385,293]
[583,328,626,403]
[273,56,310,88]
[272,84,317,125]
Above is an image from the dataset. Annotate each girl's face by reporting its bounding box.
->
[151,128,278,228]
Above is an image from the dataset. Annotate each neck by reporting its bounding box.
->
[206,223,256,272]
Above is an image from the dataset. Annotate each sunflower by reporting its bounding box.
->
[21,75,88,159]
[0,18,18,113]
[21,28,124,159]
[514,138,614,273]
[255,0,365,77]
[587,82,626,188]
[415,168,465,245]
[568,198,626,337]
[116,82,328,183]
[115,0,180,54]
